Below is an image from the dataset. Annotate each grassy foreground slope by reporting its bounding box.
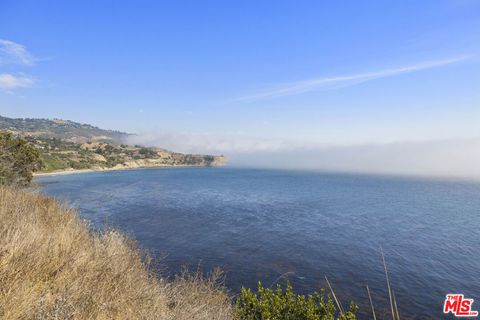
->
[0,187,233,320]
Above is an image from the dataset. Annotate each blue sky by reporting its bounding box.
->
[1,1,480,176]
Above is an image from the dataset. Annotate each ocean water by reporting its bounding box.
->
[37,168,480,319]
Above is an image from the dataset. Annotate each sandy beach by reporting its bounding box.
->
[33,164,211,177]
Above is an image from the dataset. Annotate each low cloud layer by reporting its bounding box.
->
[127,132,296,154]
[233,139,480,180]
[128,132,480,180]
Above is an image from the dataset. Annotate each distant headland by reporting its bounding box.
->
[0,115,227,175]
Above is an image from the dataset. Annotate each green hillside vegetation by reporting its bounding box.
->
[28,136,221,172]
[0,116,129,143]
[0,116,226,172]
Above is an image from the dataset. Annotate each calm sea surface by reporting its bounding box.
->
[37,168,480,319]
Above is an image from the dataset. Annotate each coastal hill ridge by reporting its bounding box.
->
[0,115,226,173]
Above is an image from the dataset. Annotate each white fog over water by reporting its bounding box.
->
[128,133,480,180]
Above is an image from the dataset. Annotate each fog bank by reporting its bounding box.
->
[127,133,480,180]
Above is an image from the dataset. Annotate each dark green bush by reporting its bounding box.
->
[236,282,356,320]
[0,131,43,187]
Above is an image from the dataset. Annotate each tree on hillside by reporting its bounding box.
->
[0,131,43,187]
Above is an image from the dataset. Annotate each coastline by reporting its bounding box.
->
[33,164,216,178]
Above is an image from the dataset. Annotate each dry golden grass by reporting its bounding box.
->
[0,186,234,320]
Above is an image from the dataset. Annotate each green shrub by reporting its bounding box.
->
[0,131,43,187]
[40,154,66,172]
[236,282,356,320]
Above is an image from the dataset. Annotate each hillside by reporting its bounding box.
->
[0,186,233,319]
[0,116,129,143]
[0,116,227,173]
